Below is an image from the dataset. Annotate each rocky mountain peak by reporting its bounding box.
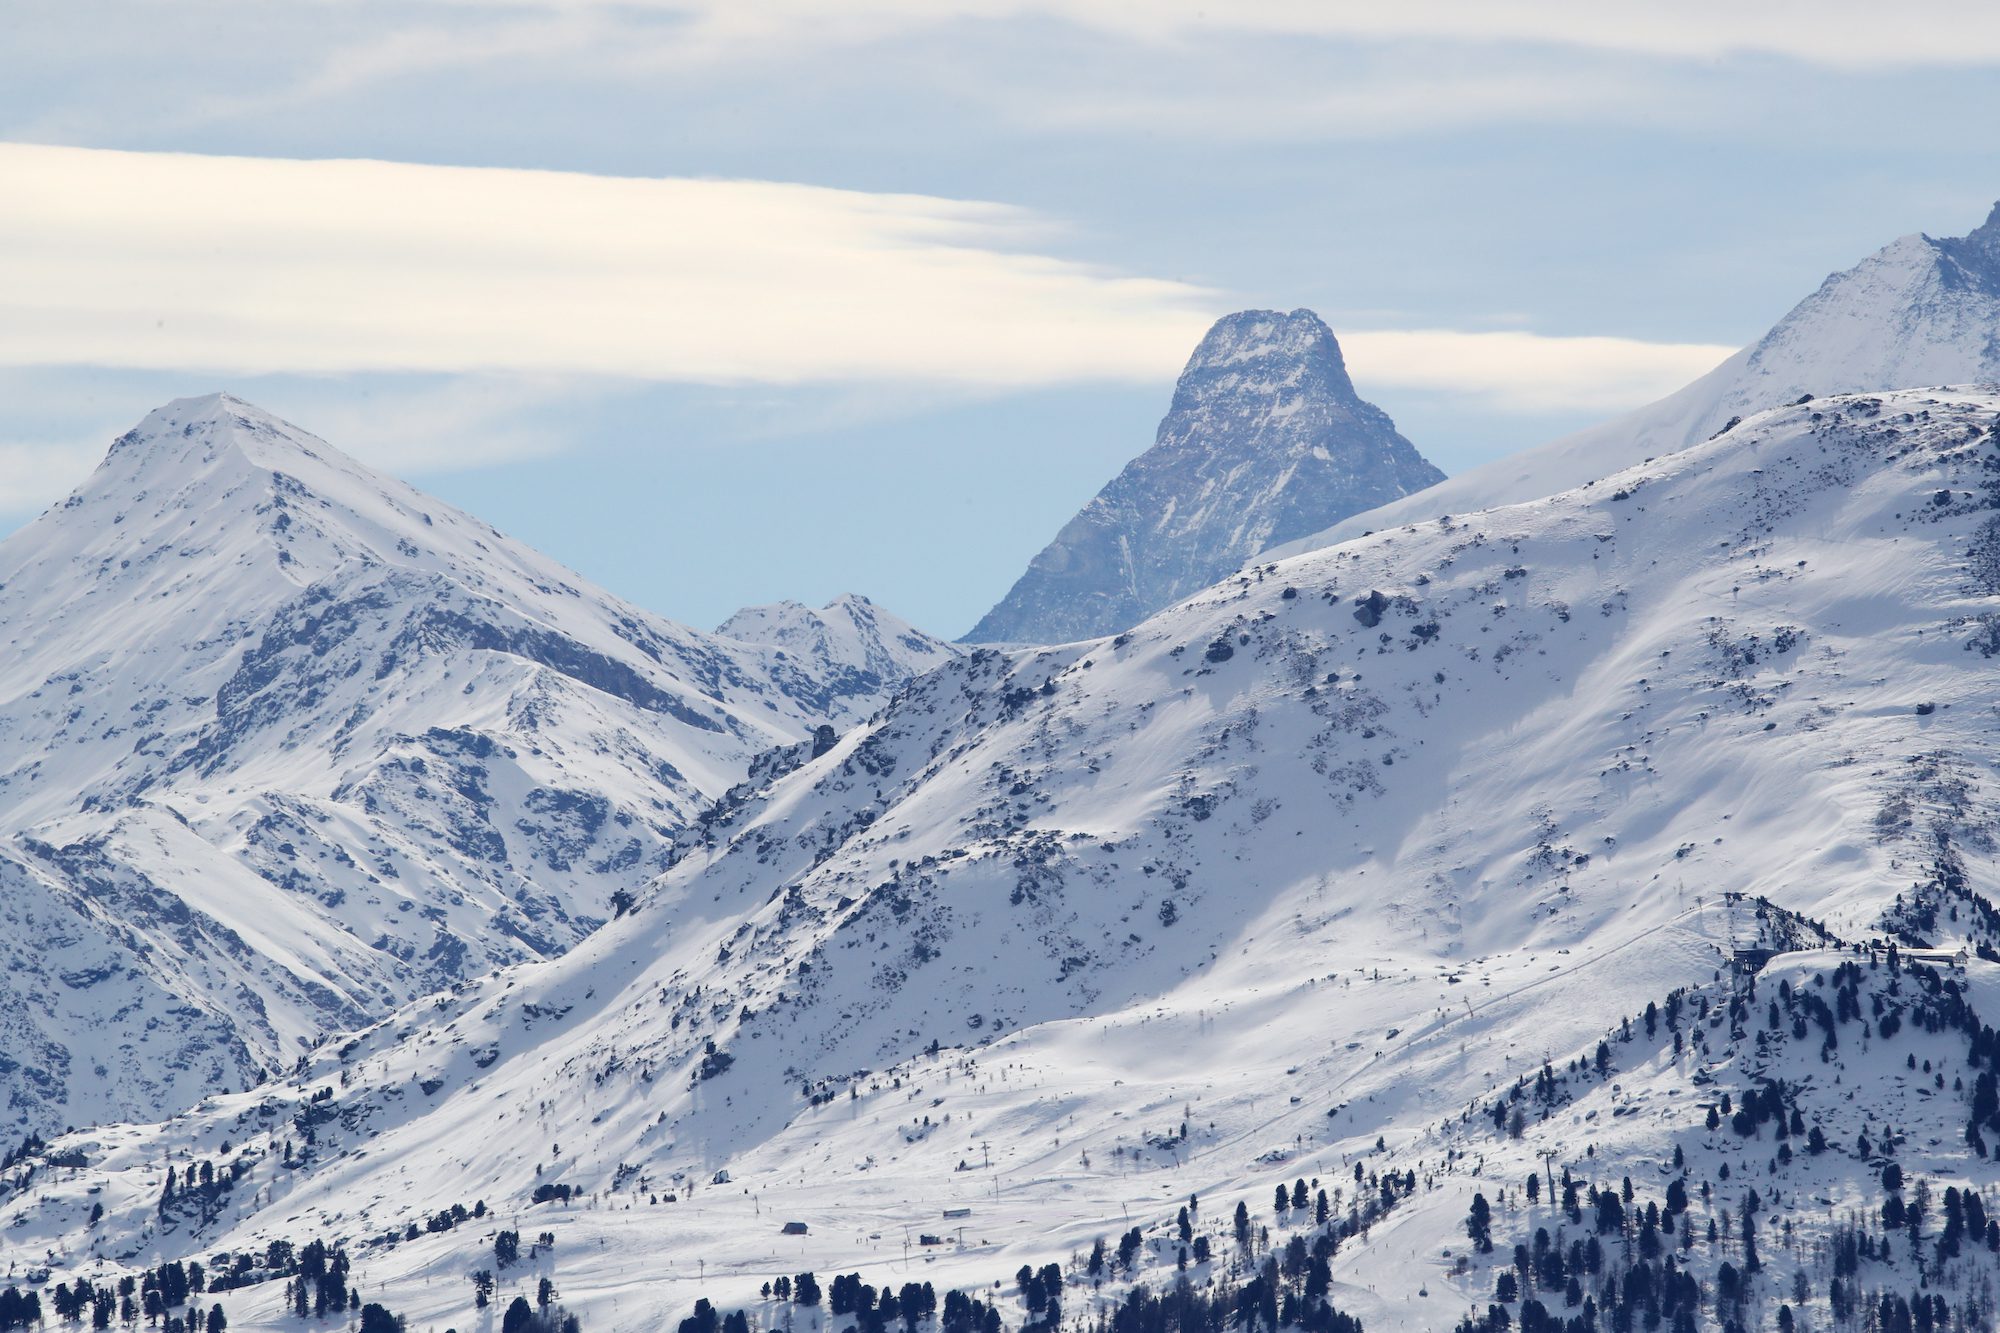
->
[73,391,420,576]
[110,390,254,443]
[101,392,317,476]
[963,308,1443,644]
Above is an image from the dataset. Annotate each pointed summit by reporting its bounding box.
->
[964,309,1443,644]
[25,392,547,635]
[1179,308,1358,390]
[128,390,265,430]
[102,392,318,472]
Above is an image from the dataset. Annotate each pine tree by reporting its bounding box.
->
[1467,1194,1493,1253]
[357,1305,401,1333]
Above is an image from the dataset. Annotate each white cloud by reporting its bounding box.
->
[1021,65,1654,141]
[0,143,1746,456]
[167,14,614,134]
[1342,330,1736,413]
[15,3,1979,168]
[563,0,2000,70]
[243,375,594,474]
[1092,1,2000,68]
[0,142,1216,389]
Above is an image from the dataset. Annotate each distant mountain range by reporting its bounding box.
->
[0,395,952,1132]
[965,309,1442,643]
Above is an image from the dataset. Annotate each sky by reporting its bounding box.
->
[4,3,1999,638]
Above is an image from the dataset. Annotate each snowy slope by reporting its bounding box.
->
[1271,200,2000,560]
[0,394,951,1134]
[967,310,1442,644]
[12,390,2000,1332]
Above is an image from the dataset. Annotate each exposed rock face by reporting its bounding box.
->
[964,309,1443,644]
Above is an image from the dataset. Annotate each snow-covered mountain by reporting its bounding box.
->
[716,594,961,726]
[965,309,1442,644]
[0,394,949,1134]
[17,388,2000,1333]
[1271,199,2000,559]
